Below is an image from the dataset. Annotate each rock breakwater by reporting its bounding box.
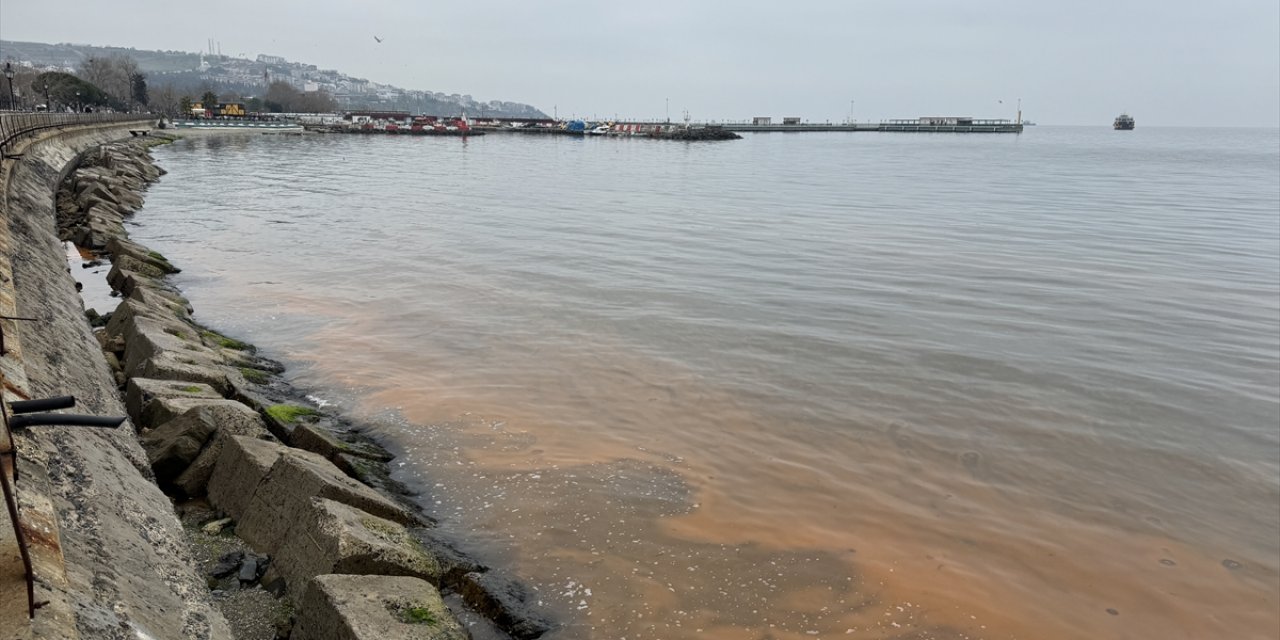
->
[56,139,552,639]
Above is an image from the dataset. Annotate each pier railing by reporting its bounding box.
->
[0,112,154,158]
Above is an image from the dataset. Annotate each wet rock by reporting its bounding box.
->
[458,571,553,640]
[211,551,246,579]
[239,557,259,584]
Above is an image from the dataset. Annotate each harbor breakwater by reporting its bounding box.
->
[2,125,551,639]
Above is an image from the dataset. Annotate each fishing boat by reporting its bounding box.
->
[1113,113,1135,130]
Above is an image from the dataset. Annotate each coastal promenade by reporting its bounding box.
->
[0,113,230,640]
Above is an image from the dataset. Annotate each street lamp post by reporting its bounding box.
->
[3,63,15,111]
[43,83,50,111]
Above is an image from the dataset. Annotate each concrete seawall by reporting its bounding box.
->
[1,124,232,638]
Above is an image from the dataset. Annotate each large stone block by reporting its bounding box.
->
[458,571,553,640]
[117,313,217,376]
[174,428,271,498]
[126,283,191,318]
[290,422,394,464]
[105,264,143,297]
[141,397,250,433]
[292,574,467,640]
[236,449,417,548]
[206,435,285,520]
[125,377,222,427]
[271,498,440,592]
[106,236,179,274]
[207,437,416,541]
[140,401,269,486]
[137,353,234,394]
[103,297,168,339]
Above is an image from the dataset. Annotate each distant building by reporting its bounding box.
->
[257,54,287,65]
[782,117,801,125]
[304,81,320,93]
[918,116,974,126]
[752,116,772,125]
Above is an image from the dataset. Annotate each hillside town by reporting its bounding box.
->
[0,39,545,118]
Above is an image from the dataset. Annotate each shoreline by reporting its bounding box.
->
[53,134,554,639]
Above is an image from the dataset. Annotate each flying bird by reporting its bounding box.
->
[374,36,383,43]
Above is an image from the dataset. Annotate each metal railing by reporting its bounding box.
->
[0,111,155,157]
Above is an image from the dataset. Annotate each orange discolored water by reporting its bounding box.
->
[133,128,1279,639]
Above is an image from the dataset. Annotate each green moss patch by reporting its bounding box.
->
[180,385,204,393]
[387,602,439,626]
[202,330,255,352]
[163,326,191,340]
[266,404,321,424]
[238,367,269,384]
[361,517,402,538]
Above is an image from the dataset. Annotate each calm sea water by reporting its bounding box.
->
[131,127,1279,640]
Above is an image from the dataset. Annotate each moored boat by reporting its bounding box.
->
[172,119,304,133]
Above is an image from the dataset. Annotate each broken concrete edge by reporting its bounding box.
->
[66,140,556,638]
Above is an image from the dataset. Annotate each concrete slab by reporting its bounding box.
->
[292,574,466,640]
[271,498,440,593]
[141,401,268,486]
[235,447,417,547]
[124,377,221,427]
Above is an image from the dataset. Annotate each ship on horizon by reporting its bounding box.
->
[1114,113,1135,130]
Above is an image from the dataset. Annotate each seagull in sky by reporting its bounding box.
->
[374,36,383,43]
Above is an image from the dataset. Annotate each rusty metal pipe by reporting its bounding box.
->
[0,455,34,618]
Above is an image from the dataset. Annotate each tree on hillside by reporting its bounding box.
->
[151,83,179,116]
[296,90,337,113]
[262,80,336,113]
[264,81,298,112]
[32,72,115,110]
[131,72,148,108]
[179,96,192,115]
[77,54,140,107]
[200,91,218,108]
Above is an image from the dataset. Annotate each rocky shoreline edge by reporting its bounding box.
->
[58,137,551,640]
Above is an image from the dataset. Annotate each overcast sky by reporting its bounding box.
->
[3,0,1278,126]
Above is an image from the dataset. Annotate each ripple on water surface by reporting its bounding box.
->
[131,127,1280,639]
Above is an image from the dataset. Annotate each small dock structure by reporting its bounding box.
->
[719,116,1022,133]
